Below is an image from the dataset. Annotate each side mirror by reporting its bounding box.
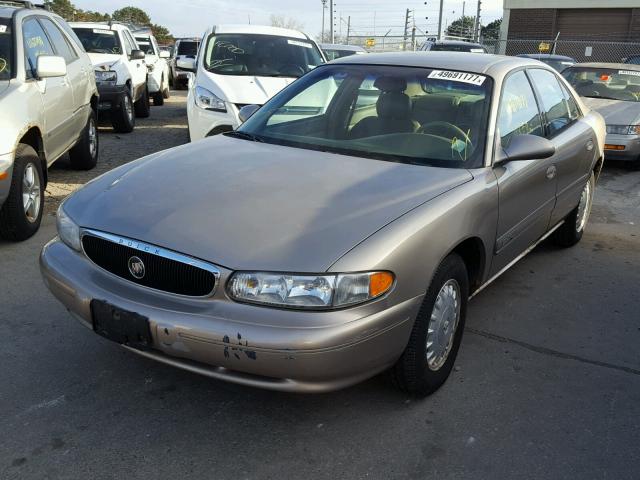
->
[130,49,145,60]
[496,134,556,163]
[238,104,260,123]
[36,55,67,78]
[159,50,170,59]
[176,57,196,72]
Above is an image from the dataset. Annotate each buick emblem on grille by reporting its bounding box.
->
[127,256,146,280]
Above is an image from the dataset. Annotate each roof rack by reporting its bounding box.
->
[0,0,51,10]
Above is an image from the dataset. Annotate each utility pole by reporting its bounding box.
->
[437,0,444,40]
[346,15,351,45]
[329,0,334,43]
[403,8,412,51]
[475,0,482,42]
[321,0,327,42]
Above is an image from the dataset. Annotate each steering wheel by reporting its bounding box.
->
[277,64,305,77]
[418,121,473,149]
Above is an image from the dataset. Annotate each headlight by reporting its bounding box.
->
[606,124,640,135]
[56,203,81,251]
[194,86,226,112]
[95,70,117,83]
[228,271,394,309]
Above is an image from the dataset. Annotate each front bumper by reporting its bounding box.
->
[40,238,420,392]
[603,133,640,162]
[0,151,14,206]
[187,97,241,141]
[96,83,129,110]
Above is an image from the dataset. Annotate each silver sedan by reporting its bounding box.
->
[41,53,605,395]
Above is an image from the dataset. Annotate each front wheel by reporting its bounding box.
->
[134,86,151,118]
[111,90,135,133]
[68,111,98,170]
[391,253,469,396]
[553,172,595,248]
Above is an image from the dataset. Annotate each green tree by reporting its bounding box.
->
[151,24,173,44]
[446,15,475,38]
[481,18,502,40]
[44,0,76,20]
[112,7,151,26]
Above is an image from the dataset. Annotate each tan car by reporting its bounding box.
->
[41,53,605,395]
[0,3,99,241]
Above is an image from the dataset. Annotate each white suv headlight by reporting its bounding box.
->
[228,271,394,309]
[56,203,81,251]
[95,70,117,83]
[194,86,226,112]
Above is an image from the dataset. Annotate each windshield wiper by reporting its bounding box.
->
[583,94,624,101]
[223,131,265,142]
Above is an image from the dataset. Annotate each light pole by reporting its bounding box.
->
[321,0,327,42]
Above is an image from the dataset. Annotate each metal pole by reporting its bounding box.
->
[437,0,444,40]
[329,0,334,43]
[411,26,416,51]
[475,0,482,42]
[346,16,351,44]
[403,8,410,51]
[321,0,327,42]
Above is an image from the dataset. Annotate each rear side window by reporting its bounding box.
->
[55,18,84,52]
[40,17,77,64]
[0,17,13,80]
[497,70,543,148]
[177,41,198,56]
[22,17,55,78]
[528,68,573,136]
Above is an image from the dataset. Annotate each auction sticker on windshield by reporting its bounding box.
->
[288,39,312,48]
[0,25,7,33]
[93,29,115,35]
[619,70,640,77]
[428,70,486,86]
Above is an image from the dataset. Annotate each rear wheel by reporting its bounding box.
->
[111,90,135,133]
[68,111,98,170]
[135,86,151,118]
[0,144,44,241]
[391,253,469,396]
[553,172,595,247]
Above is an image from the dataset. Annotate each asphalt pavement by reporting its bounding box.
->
[1,91,639,480]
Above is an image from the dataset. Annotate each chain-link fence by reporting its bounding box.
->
[483,39,640,63]
[345,35,432,52]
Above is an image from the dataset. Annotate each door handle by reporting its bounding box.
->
[586,139,594,151]
[546,165,557,180]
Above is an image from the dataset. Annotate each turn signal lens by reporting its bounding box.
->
[604,144,625,150]
[0,172,7,180]
[369,271,394,297]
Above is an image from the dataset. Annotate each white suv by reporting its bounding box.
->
[134,30,170,106]
[70,22,150,132]
[0,3,99,241]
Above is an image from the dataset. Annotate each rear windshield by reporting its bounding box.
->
[431,44,485,53]
[323,48,363,61]
[541,59,575,73]
[203,33,324,77]
[0,18,12,80]
[135,37,155,55]
[72,27,122,54]
[563,67,640,102]
[177,40,198,56]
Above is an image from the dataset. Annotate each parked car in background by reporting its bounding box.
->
[517,53,576,72]
[169,37,199,89]
[42,53,605,396]
[563,62,640,169]
[186,24,324,141]
[420,40,487,53]
[622,54,640,65]
[134,31,171,106]
[321,43,366,60]
[70,22,150,133]
[0,3,99,241]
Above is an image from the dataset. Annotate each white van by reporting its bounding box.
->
[185,24,325,141]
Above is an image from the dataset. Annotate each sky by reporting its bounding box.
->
[74,0,503,39]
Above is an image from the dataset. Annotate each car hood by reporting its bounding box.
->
[65,136,472,272]
[201,72,296,105]
[87,53,121,70]
[581,97,640,125]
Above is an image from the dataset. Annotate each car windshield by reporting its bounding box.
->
[563,67,640,102]
[177,40,198,56]
[204,33,324,77]
[135,37,155,55]
[73,27,122,54]
[432,44,485,53]
[0,18,12,80]
[236,64,492,168]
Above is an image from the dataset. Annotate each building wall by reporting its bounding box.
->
[504,0,640,8]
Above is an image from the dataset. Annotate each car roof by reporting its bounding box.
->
[434,40,483,47]
[517,54,575,61]
[69,21,128,31]
[211,24,309,40]
[568,62,640,70]
[321,43,366,51]
[329,51,542,76]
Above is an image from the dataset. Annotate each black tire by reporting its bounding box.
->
[391,254,469,396]
[111,90,135,133]
[553,172,595,248]
[153,91,164,106]
[68,111,99,170]
[0,144,44,241]
[163,83,170,99]
[134,86,151,118]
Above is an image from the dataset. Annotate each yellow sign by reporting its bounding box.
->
[365,38,376,48]
[538,42,551,52]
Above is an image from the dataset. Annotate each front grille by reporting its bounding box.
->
[82,232,218,297]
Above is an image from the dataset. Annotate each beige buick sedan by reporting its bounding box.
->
[41,53,605,395]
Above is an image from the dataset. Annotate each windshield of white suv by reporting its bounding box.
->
[204,33,324,77]
[72,27,122,54]
[563,67,640,102]
[0,18,12,80]
[236,64,492,168]
[135,37,155,55]
[177,40,198,56]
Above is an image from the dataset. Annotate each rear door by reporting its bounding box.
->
[490,70,557,275]
[123,29,146,96]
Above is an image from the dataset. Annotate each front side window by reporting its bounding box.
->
[238,65,492,168]
[497,70,543,148]
[40,17,77,64]
[72,27,121,55]
[204,34,324,77]
[177,40,198,56]
[0,17,13,80]
[23,17,55,78]
[135,36,155,55]
[563,67,640,102]
[528,68,573,136]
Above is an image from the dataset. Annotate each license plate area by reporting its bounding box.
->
[91,300,152,350]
